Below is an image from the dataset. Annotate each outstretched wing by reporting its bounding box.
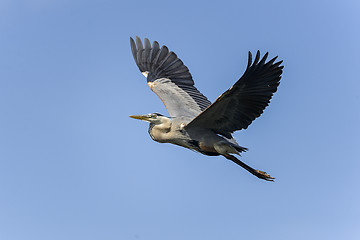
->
[185,51,283,138]
[130,37,211,121]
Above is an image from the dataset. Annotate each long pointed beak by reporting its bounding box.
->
[129,115,149,121]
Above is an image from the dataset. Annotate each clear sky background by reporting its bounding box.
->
[1,0,359,239]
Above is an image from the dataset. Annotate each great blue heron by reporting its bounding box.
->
[129,37,283,181]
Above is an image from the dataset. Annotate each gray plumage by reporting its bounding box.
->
[130,37,211,121]
[129,37,283,181]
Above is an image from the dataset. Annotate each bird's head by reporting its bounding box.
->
[129,113,169,124]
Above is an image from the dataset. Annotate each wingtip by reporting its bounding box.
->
[264,52,269,59]
[254,50,261,64]
[144,38,151,49]
[259,52,269,65]
[274,60,284,70]
[135,36,143,50]
[153,40,160,49]
[130,37,138,63]
[161,45,169,52]
[130,37,135,45]
[247,51,252,69]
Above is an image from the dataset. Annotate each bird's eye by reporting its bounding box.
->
[151,114,157,118]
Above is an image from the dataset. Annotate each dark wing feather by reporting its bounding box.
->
[185,51,283,138]
[130,37,211,120]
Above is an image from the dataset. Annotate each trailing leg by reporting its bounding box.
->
[224,154,275,181]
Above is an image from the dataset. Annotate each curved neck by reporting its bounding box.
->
[148,118,172,142]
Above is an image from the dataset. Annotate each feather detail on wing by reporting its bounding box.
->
[185,51,283,138]
[130,37,211,120]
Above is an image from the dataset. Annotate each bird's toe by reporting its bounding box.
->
[255,170,275,182]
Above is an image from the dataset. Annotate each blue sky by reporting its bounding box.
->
[1,0,359,239]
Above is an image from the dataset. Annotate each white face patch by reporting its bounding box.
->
[142,71,149,78]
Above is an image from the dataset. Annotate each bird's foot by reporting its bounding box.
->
[254,170,275,181]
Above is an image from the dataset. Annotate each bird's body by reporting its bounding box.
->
[141,114,246,156]
[129,37,283,181]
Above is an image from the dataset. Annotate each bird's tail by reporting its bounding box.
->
[233,145,248,153]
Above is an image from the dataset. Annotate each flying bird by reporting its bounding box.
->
[129,37,283,181]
